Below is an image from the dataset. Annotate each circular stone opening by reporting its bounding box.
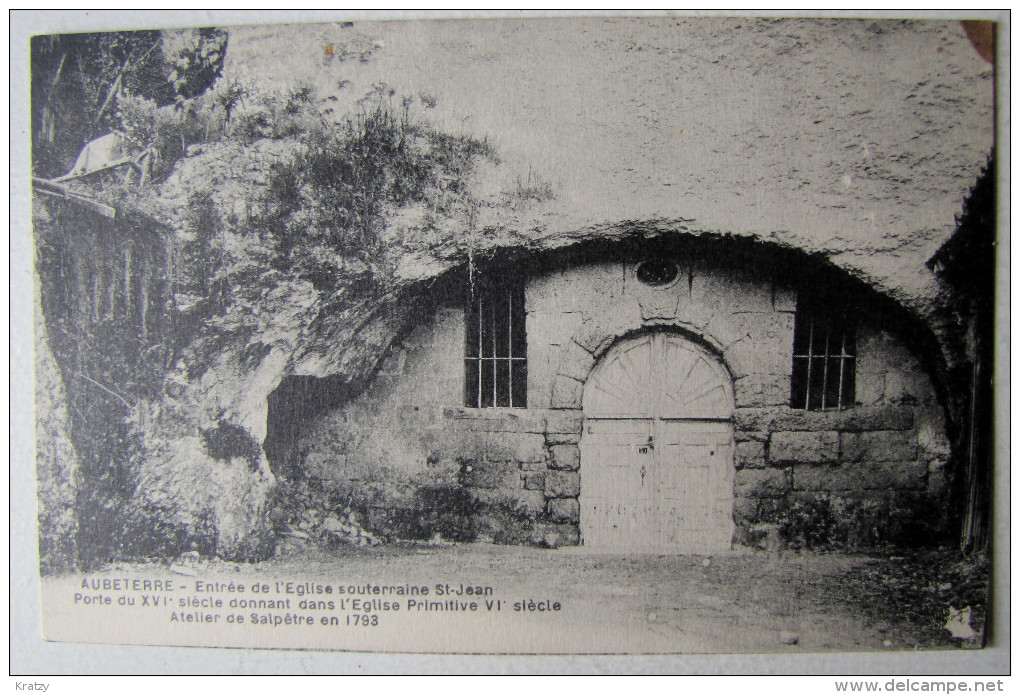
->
[636,259,680,287]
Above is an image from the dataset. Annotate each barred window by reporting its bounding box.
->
[465,281,527,408]
[790,299,856,411]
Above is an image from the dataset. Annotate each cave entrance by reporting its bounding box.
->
[264,374,359,479]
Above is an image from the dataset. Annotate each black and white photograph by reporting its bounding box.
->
[14,10,1006,669]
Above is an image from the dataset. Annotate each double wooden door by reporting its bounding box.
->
[580,332,735,553]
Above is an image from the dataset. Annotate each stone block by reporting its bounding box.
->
[735,441,766,469]
[735,430,768,443]
[734,374,791,407]
[638,293,679,321]
[722,340,753,379]
[732,496,759,524]
[753,498,789,524]
[529,522,580,548]
[545,409,584,434]
[523,472,546,491]
[577,300,642,355]
[793,462,926,491]
[546,431,581,445]
[734,468,791,498]
[472,488,548,516]
[550,375,584,409]
[840,431,918,463]
[549,444,581,471]
[769,431,838,464]
[556,341,596,382]
[484,433,547,464]
[545,470,581,498]
[675,299,716,332]
[460,459,519,490]
[547,497,580,523]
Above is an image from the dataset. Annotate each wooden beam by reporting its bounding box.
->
[32,177,117,219]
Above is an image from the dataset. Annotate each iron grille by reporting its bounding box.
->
[465,281,527,408]
[790,300,856,411]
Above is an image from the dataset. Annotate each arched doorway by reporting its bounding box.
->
[580,331,736,553]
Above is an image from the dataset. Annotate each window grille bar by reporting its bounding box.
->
[837,328,847,410]
[508,289,514,407]
[477,291,483,408]
[820,319,831,410]
[803,316,814,410]
[491,292,497,407]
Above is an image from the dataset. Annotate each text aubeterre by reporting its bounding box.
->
[70,577,563,628]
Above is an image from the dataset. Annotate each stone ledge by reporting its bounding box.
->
[442,407,546,433]
[733,405,915,433]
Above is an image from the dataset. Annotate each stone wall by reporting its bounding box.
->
[294,255,950,550]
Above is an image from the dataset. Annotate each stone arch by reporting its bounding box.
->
[549,295,756,410]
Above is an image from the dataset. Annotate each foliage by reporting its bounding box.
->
[241,89,498,290]
[35,70,506,566]
[31,28,227,177]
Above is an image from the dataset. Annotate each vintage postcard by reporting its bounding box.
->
[23,12,1001,659]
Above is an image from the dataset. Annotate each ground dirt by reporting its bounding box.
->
[107,542,984,654]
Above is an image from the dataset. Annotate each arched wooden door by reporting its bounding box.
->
[580,331,735,553]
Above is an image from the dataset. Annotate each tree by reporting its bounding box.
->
[31,28,227,177]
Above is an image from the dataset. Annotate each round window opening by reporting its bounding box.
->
[636,259,679,287]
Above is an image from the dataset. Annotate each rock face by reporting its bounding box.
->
[35,269,79,574]
[32,17,993,565]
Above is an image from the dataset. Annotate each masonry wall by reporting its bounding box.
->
[294,257,950,550]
